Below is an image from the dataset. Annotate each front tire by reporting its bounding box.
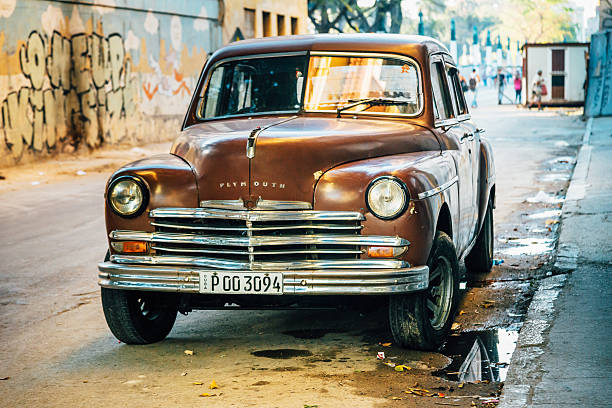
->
[389,231,460,350]
[101,288,178,344]
[465,198,494,274]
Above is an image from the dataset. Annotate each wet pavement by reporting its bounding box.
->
[0,90,588,407]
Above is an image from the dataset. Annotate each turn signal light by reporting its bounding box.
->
[367,246,407,258]
[111,241,148,253]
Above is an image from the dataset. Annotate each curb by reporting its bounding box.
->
[497,117,593,407]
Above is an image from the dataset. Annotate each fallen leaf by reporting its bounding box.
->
[199,393,214,397]
[438,392,445,397]
[82,380,88,383]
[1,377,10,381]
[384,362,396,368]
[458,383,465,388]
[459,310,466,315]
[181,372,187,376]
[381,342,392,347]
[545,219,559,226]
[390,396,402,400]
[394,365,412,372]
[184,350,194,356]
[451,322,461,330]
[210,380,218,389]
[192,382,203,385]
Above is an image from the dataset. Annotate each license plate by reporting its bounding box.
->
[199,272,283,295]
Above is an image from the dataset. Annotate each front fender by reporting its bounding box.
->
[313,151,459,266]
[104,154,199,253]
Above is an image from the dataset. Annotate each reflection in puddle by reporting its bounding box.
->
[526,191,564,204]
[436,329,518,383]
[500,238,554,256]
[527,209,562,219]
[540,173,570,182]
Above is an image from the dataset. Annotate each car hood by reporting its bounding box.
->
[172,115,441,205]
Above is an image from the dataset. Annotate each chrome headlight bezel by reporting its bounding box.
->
[365,176,409,220]
[107,175,149,218]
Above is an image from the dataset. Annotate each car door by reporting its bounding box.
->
[445,64,480,245]
[430,55,474,254]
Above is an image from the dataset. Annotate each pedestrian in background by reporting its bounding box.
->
[469,68,480,108]
[495,67,506,105]
[531,70,545,110]
[514,72,522,104]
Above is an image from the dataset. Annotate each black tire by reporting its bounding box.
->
[101,288,178,344]
[465,198,494,275]
[389,231,460,350]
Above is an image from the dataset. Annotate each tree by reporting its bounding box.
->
[308,0,403,34]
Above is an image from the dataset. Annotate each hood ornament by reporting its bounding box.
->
[246,116,299,159]
[246,126,262,159]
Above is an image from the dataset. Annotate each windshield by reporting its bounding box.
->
[199,54,421,119]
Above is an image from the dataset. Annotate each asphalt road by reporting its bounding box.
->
[0,89,585,407]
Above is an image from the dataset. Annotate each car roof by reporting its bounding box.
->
[208,33,451,64]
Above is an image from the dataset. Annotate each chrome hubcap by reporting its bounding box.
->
[427,255,453,330]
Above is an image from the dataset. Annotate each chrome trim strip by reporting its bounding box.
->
[199,199,313,211]
[417,176,459,200]
[149,208,365,222]
[110,255,409,270]
[306,51,424,118]
[98,262,429,294]
[150,221,362,232]
[110,230,409,247]
[151,246,364,256]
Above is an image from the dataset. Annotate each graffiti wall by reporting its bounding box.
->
[0,0,221,167]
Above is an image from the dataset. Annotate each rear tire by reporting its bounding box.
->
[389,231,460,350]
[465,198,494,274]
[101,288,178,344]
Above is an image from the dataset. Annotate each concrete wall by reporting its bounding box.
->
[585,30,612,117]
[0,0,222,167]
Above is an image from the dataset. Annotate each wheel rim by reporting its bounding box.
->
[136,296,162,321]
[427,255,453,330]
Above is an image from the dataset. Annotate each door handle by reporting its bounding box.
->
[461,132,474,142]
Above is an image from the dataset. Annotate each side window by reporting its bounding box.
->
[449,70,467,116]
[430,61,453,120]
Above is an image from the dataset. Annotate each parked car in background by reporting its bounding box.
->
[98,34,495,350]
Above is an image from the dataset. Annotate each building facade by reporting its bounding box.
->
[221,0,308,43]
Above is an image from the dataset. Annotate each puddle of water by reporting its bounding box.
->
[546,156,575,165]
[540,173,570,182]
[527,209,562,219]
[251,349,313,359]
[526,191,564,204]
[435,329,518,383]
[500,238,554,256]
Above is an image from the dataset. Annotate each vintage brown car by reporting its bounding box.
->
[98,34,495,350]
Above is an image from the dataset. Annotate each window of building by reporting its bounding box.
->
[262,11,272,37]
[243,8,255,38]
[291,17,298,35]
[277,14,286,36]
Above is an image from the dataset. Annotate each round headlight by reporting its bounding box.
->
[108,176,147,217]
[366,177,409,220]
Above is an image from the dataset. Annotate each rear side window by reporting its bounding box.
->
[449,70,467,116]
[430,61,453,120]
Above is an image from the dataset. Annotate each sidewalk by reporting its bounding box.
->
[500,116,612,407]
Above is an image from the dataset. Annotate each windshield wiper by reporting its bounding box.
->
[336,98,412,118]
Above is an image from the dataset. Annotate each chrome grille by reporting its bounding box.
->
[149,207,365,262]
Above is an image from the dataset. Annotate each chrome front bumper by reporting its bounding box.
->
[98,261,429,295]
